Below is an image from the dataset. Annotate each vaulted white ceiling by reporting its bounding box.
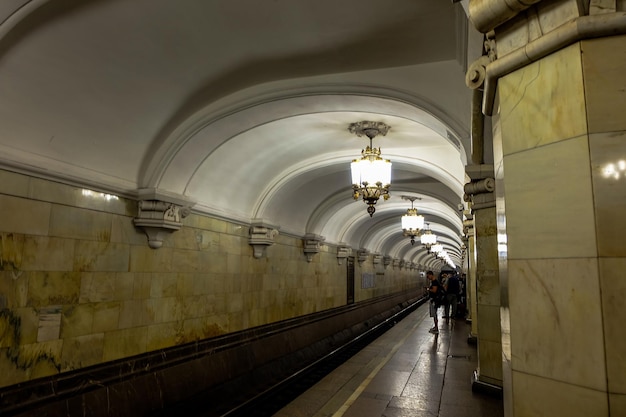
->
[0,0,478,269]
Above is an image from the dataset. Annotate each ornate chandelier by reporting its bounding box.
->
[401,196,424,245]
[420,223,437,251]
[349,121,392,217]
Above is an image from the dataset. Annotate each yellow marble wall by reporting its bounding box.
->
[0,170,417,388]
[583,34,626,415]
[497,35,626,416]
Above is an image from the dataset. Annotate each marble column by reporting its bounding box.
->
[465,165,502,393]
[466,1,626,415]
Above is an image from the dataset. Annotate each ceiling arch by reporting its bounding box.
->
[0,0,475,269]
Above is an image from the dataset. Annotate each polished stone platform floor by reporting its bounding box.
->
[273,303,504,417]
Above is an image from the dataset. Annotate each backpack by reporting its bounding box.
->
[435,287,446,307]
[434,284,446,307]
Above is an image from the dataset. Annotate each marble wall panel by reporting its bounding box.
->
[0,195,50,236]
[27,178,127,216]
[49,205,112,242]
[181,317,225,341]
[117,300,146,329]
[0,233,24,279]
[133,273,152,299]
[102,327,147,362]
[150,273,178,298]
[589,131,626,257]
[14,307,38,345]
[499,44,587,156]
[0,350,30,387]
[181,294,213,318]
[192,230,221,252]
[20,236,75,271]
[176,273,195,297]
[24,339,63,379]
[74,241,130,272]
[92,302,120,333]
[599,257,626,395]
[27,271,81,307]
[110,213,145,246]
[170,226,203,251]
[190,273,213,296]
[184,214,227,233]
[61,304,94,338]
[60,333,104,371]
[503,136,596,260]
[0,169,30,197]
[27,178,81,208]
[144,297,183,324]
[207,251,228,274]
[508,258,606,391]
[610,394,626,416]
[535,0,582,35]
[476,304,502,343]
[512,371,608,417]
[0,309,20,349]
[129,245,173,273]
[478,339,503,384]
[0,270,28,308]
[146,322,181,351]
[80,272,131,303]
[220,233,242,256]
[494,2,582,58]
[581,35,626,134]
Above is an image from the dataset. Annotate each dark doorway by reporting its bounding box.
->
[346,256,355,305]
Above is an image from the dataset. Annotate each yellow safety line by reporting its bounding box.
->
[331,310,426,417]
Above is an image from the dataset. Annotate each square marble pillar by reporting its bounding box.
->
[495,36,626,415]
[473,205,502,386]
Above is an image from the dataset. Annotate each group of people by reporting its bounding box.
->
[425,270,464,334]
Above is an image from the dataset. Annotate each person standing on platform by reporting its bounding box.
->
[443,273,460,322]
[426,270,442,334]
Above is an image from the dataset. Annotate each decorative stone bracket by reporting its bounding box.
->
[383,256,392,269]
[464,164,496,211]
[337,244,352,265]
[133,200,192,249]
[357,248,369,265]
[464,177,496,211]
[372,253,382,266]
[303,234,325,262]
[392,258,401,269]
[249,221,279,259]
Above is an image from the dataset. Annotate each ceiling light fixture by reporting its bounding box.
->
[349,121,392,217]
[421,223,437,251]
[401,196,424,245]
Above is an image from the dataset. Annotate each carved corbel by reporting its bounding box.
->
[392,258,401,269]
[249,221,279,259]
[337,244,352,265]
[357,249,369,265]
[133,200,191,249]
[383,256,392,269]
[464,177,496,211]
[372,253,382,265]
[399,260,405,269]
[303,234,325,262]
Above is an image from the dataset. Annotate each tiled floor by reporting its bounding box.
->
[273,303,504,417]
